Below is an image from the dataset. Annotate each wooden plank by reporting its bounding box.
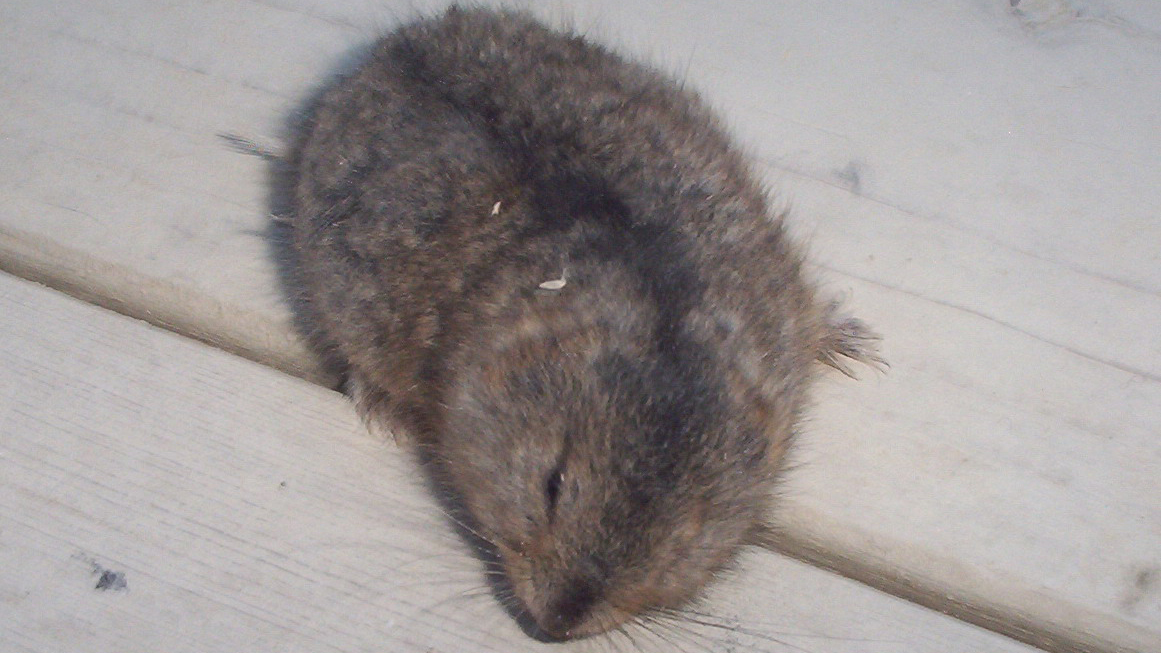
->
[0,0,347,383]
[1,0,1159,651]
[0,272,1042,652]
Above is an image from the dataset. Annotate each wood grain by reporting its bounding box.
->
[0,273,1041,652]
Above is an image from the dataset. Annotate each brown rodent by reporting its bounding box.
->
[286,5,879,641]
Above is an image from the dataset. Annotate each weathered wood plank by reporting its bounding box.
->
[0,273,1041,652]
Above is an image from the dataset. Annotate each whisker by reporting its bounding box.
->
[663,607,819,653]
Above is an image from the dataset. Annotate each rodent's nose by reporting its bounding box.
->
[538,577,600,640]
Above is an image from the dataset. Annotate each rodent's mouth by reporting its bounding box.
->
[501,553,664,641]
[500,553,644,641]
[522,597,633,642]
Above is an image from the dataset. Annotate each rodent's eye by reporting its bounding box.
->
[544,462,565,512]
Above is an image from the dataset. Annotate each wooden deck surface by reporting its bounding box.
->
[1,272,1042,652]
[1,0,1158,651]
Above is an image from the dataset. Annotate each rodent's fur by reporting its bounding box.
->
[287,5,879,641]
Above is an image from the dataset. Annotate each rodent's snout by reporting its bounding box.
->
[536,575,601,641]
[507,560,604,640]
[504,549,629,641]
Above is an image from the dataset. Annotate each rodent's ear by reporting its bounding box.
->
[817,301,886,378]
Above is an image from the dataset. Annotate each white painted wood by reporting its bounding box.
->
[1,0,1159,651]
[0,273,1041,653]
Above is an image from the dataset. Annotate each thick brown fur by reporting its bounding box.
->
[287,5,879,641]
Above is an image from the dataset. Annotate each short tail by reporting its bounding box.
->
[818,301,886,378]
